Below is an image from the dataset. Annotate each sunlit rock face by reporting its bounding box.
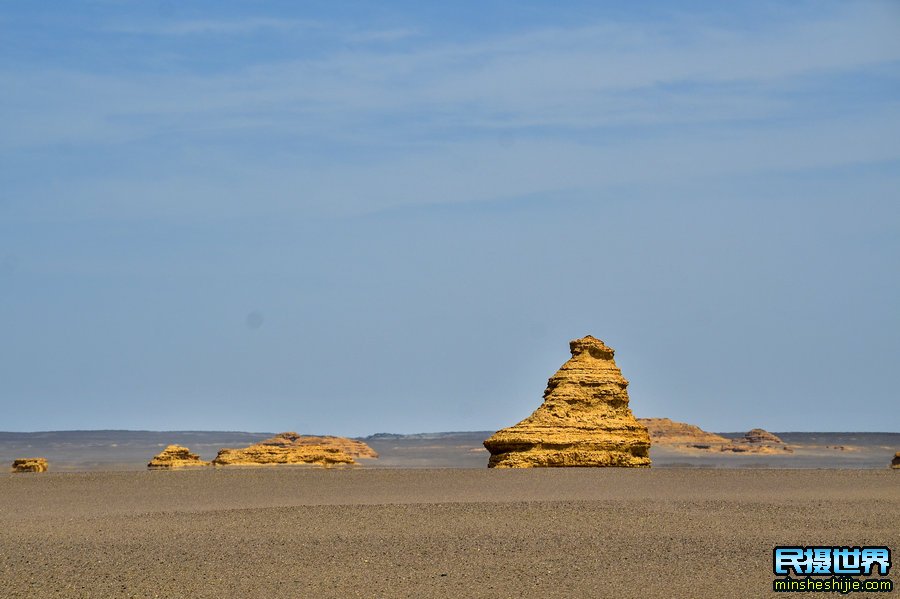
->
[148,445,211,470]
[484,336,651,468]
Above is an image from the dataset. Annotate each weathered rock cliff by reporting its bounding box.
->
[484,336,651,468]
[212,432,357,467]
[148,445,211,470]
[12,458,48,473]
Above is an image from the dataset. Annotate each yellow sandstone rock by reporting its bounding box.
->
[11,458,48,473]
[212,432,359,467]
[148,445,211,470]
[266,432,378,459]
[484,336,651,468]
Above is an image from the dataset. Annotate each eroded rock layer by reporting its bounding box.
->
[12,458,48,473]
[484,336,651,468]
[148,445,211,470]
[212,432,357,467]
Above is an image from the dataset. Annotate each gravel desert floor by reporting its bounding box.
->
[0,468,897,598]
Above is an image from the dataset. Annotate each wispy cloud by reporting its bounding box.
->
[2,2,899,433]
[344,27,422,44]
[103,16,420,45]
[105,17,322,36]
[2,2,899,220]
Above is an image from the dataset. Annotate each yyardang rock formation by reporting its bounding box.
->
[148,445,211,470]
[212,432,363,467]
[285,434,379,459]
[484,336,651,468]
[11,458,48,473]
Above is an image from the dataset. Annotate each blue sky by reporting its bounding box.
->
[1,1,898,434]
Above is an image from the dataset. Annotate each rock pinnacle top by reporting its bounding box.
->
[568,335,615,359]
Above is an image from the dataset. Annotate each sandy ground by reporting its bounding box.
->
[0,468,897,598]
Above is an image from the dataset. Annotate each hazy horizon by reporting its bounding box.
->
[3,427,900,436]
[2,1,899,435]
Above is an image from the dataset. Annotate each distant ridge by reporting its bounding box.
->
[363,431,494,441]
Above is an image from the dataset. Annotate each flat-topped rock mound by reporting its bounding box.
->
[148,445,211,470]
[484,336,651,468]
[213,432,357,467]
[11,458,48,473]
[639,418,731,447]
[891,452,899,469]
[267,432,378,459]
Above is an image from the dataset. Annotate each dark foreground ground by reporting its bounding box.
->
[1,469,897,598]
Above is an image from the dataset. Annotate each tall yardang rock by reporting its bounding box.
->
[484,336,651,468]
[148,445,211,470]
[11,458,48,473]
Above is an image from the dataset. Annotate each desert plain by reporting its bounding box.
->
[1,467,898,599]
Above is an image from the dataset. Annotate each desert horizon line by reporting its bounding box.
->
[2,427,898,435]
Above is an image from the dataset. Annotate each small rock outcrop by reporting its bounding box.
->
[722,428,792,453]
[891,452,899,470]
[212,432,359,467]
[148,445,211,470]
[638,418,731,448]
[483,336,651,468]
[12,458,48,473]
[742,428,784,445]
